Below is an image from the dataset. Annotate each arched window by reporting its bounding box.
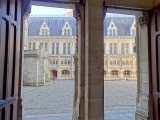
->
[53,60,55,64]
[114,60,116,65]
[122,61,125,65]
[61,61,63,65]
[110,61,113,65]
[126,60,129,65]
[111,70,119,78]
[61,70,70,77]
[123,70,131,78]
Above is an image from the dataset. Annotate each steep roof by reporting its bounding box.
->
[28,14,135,36]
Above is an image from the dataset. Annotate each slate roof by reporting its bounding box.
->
[28,14,135,36]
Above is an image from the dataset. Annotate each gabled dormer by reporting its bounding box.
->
[130,19,136,36]
[107,20,118,36]
[39,21,50,36]
[62,21,72,36]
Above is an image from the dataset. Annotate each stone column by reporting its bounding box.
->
[57,55,61,79]
[48,42,51,54]
[106,42,108,54]
[18,1,31,119]
[135,12,153,120]
[72,4,85,120]
[118,42,121,54]
[130,42,132,54]
[84,0,104,119]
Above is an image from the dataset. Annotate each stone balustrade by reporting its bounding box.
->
[28,36,135,39]
[24,49,39,57]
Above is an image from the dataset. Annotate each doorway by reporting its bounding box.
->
[52,70,57,79]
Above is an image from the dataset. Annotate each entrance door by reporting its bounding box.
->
[150,5,160,120]
[53,70,57,78]
[0,0,22,120]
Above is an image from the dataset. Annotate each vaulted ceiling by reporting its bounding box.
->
[30,0,160,10]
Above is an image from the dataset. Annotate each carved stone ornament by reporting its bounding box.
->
[138,15,147,28]
[73,9,81,21]
[22,0,31,16]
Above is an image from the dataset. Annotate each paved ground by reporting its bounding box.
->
[23,80,137,119]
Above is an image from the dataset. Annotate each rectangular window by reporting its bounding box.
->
[45,43,48,50]
[121,43,124,54]
[63,43,66,54]
[28,43,31,49]
[110,43,112,54]
[109,30,112,36]
[126,43,129,54]
[45,29,48,35]
[64,29,66,35]
[113,43,117,54]
[68,29,70,35]
[132,29,136,36]
[52,43,54,54]
[33,43,36,49]
[56,43,59,54]
[113,29,116,36]
[40,43,43,48]
[42,29,44,35]
[68,43,70,54]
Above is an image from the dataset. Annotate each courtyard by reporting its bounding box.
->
[23,80,137,120]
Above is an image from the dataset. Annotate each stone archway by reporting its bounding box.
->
[111,70,119,78]
[123,70,132,78]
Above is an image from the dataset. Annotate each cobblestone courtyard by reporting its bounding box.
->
[23,80,137,119]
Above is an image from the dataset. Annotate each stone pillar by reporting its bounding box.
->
[73,53,78,118]
[18,1,31,119]
[118,42,121,54]
[36,42,39,49]
[106,42,108,54]
[84,0,104,119]
[130,42,132,54]
[57,55,61,79]
[135,12,153,120]
[72,4,85,120]
[48,42,51,54]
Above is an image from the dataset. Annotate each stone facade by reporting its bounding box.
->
[27,13,137,80]
[23,48,49,86]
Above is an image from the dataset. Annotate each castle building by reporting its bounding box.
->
[26,13,136,80]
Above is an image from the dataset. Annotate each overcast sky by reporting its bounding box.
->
[31,5,135,17]
[31,5,65,14]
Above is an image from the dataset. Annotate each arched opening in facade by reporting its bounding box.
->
[123,70,132,78]
[111,70,119,78]
[61,70,70,77]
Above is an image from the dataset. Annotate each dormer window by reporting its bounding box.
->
[107,20,118,36]
[62,21,72,36]
[39,21,50,36]
[130,19,136,36]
